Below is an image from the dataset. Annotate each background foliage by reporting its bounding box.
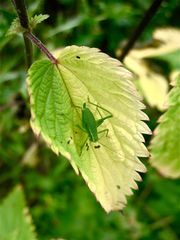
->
[0,0,180,239]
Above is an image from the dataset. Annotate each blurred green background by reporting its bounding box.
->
[0,0,180,239]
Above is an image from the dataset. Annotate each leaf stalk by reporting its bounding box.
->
[25,32,58,65]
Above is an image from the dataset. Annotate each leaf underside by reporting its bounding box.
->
[150,75,180,178]
[28,45,151,212]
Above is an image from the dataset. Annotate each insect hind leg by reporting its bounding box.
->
[87,98,112,116]
[79,137,89,155]
[98,128,109,138]
[87,98,113,127]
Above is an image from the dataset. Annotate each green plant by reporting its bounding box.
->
[1,0,180,239]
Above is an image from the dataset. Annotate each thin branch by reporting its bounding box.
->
[23,34,33,68]
[119,0,164,62]
[11,0,33,68]
[11,0,29,29]
[25,32,58,65]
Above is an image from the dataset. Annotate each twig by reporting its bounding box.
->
[23,36,33,68]
[119,0,164,62]
[11,0,33,68]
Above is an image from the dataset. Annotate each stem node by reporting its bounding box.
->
[12,0,58,66]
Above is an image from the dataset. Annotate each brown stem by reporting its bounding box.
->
[119,0,164,62]
[23,34,33,68]
[11,0,33,68]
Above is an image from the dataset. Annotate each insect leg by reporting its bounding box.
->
[87,98,113,127]
[88,98,113,116]
[98,128,109,137]
[80,137,89,155]
[76,124,87,133]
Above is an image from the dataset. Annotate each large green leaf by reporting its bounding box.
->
[0,186,37,240]
[28,45,151,212]
[150,75,180,178]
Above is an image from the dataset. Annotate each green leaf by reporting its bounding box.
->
[150,75,180,178]
[0,186,37,240]
[27,59,80,173]
[6,14,49,36]
[6,18,26,36]
[28,45,151,212]
[29,14,49,30]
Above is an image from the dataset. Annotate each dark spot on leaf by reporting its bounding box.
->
[67,137,73,144]
[116,185,121,189]
[86,143,89,151]
[94,145,100,149]
[76,56,80,59]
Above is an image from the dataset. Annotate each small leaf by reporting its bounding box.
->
[6,14,49,36]
[6,18,26,36]
[29,14,49,30]
[150,75,180,178]
[0,186,37,240]
[28,45,150,212]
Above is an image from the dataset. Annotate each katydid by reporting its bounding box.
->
[79,100,113,149]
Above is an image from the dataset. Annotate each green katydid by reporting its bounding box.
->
[78,100,113,150]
